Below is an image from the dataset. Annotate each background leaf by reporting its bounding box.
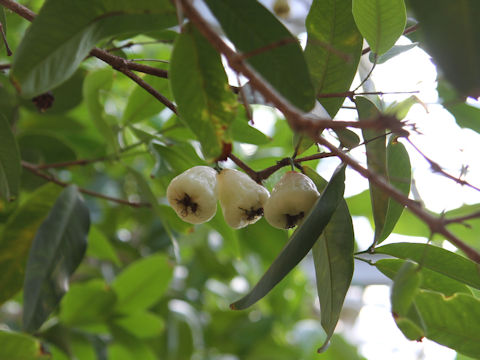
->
[375,242,480,289]
[23,186,90,333]
[0,330,50,360]
[111,253,173,314]
[352,0,406,55]
[83,68,118,153]
[230,164,346,310]
[169,24,237,160]
[59,279,116,328]
[123,75,172,125]
[204,0,315,112]
[0,183,61,305]
[0,113,21,201]
[11,0,177,97]
[304,0,363,117]
[408,0,480,97]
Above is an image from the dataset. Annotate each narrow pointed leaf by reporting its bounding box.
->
[375,259,471,296]
[231,116,271,145]
[377,138,411,243]
[0,114,21,202]
[369,43,418,65]
[0,330,50,360]
[356,97,388,242]
[0,183,61,305]
[83,68,118,153]
[170,24,237,160]
[352,0,406,55]
[409,1,480,97]
[415,291,480,358]
[23,186,90,333]
[230,164,346,310]
[304,0,363,117]
[375,242,480,290]
[204,0,315,112]
[11,0,176,97]
[305,167,354,351]
[111,254,173,313]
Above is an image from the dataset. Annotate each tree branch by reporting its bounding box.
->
[177,0,407,138]
[22,161,151,208]
[179,0,480,264]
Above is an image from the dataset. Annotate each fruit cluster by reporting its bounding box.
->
[167,166,320,230]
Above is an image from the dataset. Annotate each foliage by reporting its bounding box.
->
[0,0,480,358]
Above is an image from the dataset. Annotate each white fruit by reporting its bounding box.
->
[167,166,218,224]
[264,171,320,229]
[217,169,270,229]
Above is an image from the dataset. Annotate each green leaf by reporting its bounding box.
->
[86,226,121,266]
[231,116,271,145]
[83,68,118,153]
[230,164,346,310]
[352,0,406,55]
[356,97,388,243]
[377,138,411,243]
[0,183,61,305]
[204,0,315,112]
[391,260,421,317]
[0,330,50,360]
[375,258,472,296]
[408,1,480,97]
[59,279,116,327]
[332,128,361,149]
[293,133,314,156]
[385,95,424,120]
[415,291,480,358]
[304,0,363,117]
[10,0,177,97]
[23,186,90,333]
[446,102,480,134]
[0,113,21,202]
[375,243,480,290]
[304,166,354,351]
[128,167,191,236]
[170,24,237,160]
[111,253,173,313]
[369,43,418,64]
[113,311,164,339]
[150,140,205,177]
[123,75,172,125]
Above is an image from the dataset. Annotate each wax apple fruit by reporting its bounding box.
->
[264,171,319,229]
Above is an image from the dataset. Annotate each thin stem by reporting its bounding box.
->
[22,161,151,208]
[0,21,12,56]
[406,137,480,192]
[444,210,480,226]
